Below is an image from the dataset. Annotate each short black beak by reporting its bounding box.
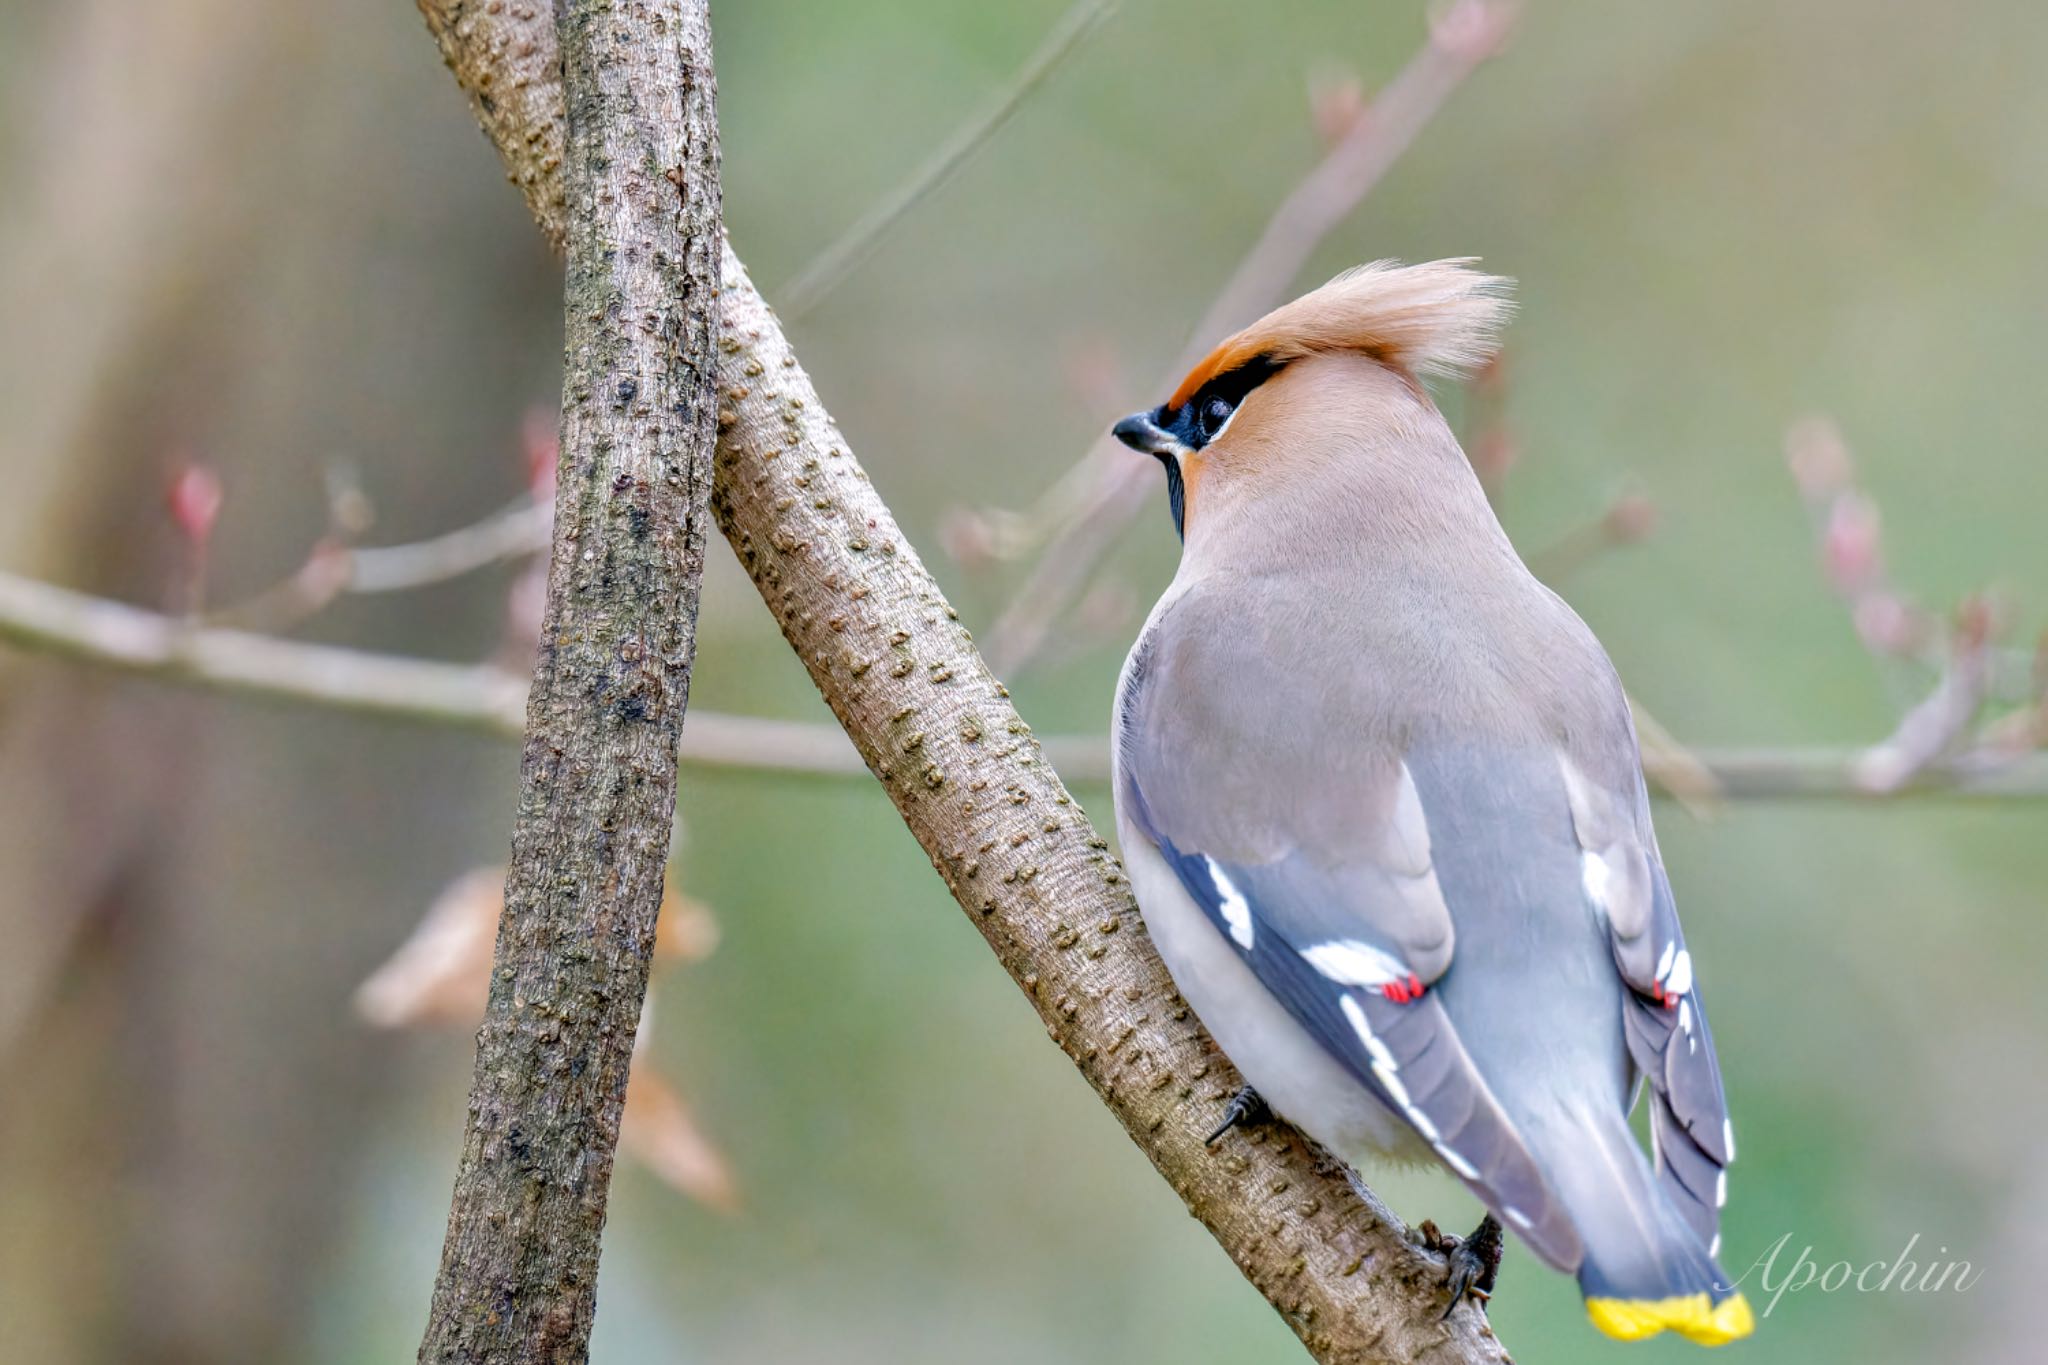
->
[1112,410,1170,455]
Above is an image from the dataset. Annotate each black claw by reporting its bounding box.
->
[1439,1213,1505,1320]
[1204,1085,1272,1145]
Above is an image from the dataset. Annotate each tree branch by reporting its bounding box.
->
[5,565,2047,797]
[416,1,723,1361]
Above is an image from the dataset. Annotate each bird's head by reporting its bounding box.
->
[1112,259,1513,541]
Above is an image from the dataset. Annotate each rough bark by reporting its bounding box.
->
[416,2,721,1362]
[417,7,1508,1362]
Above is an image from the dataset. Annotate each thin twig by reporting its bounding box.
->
[204,497,550,633]
[0,570,851,774]
[5,568,2045,799]
[982,0,1519,674]
[1783,416,2038,702]
[1522,486,1658,584]
[1854,605,1995,793]
[348,497,550,592]
[776,0,1117,320]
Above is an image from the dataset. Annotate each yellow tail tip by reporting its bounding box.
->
[1586,1292,1755,1346]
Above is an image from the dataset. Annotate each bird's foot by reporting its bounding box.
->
[1204,1085,1272,1146]
[1421,1213,1504,1320]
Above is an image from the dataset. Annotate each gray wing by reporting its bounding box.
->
[1559,755,1735,1250]
[1118,595,1585,1269]
[1133,819,1584,1268]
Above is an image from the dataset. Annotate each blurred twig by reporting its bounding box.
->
[205,496,549,631]
[1853,601,1995,794]
[1785,416,2045,791]
[1785,415,2037,702]
[347,498,550,591]
[981,0,1519,674]
[208,410,557,633]
[0,570,847,773]
[4,568,2045,798]
[1518,485,1725,810]
[1523,485,1659,583]
[777,0,1116,320]
[1628,698,1726,814]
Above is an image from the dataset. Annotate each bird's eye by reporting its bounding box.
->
[1199,395,1235,439]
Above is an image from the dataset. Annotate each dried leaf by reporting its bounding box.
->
[354,866,501,1028]
[357,864,735,1209]
[621,1063,741,1213]
[357,866,718,1025]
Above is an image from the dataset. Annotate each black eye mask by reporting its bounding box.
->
[1154,353,1285,456]
[1146,354,1284,539]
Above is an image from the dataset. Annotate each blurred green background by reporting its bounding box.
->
[2,1,2043,1362]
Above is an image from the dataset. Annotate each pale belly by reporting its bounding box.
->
[1118,819,1432,1168]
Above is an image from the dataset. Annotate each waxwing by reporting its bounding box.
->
[1109,260,1752,1346]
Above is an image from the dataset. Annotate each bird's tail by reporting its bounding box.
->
[1545,1102,1754,1346]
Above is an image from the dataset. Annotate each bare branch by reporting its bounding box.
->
[205,497,550,633]
[348,497,550,593]
[1628,696,1726,815]
[417,0,569,252]
[5,568,2047,797]
[981,0,1519,674]
[1854,603,1994,794]
[0,568,529,731]
[1784,415,2046,791]
[416,1,724,1359]
[777,0,1116,320]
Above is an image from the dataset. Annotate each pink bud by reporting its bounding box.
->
[1466,351,1509,398]
[1823,493,1881,591]
[167,464,224,547]
[1308,70,1369,146]
[1954,594,1999,649]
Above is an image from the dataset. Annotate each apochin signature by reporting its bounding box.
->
[1732,1232,1983,1317]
